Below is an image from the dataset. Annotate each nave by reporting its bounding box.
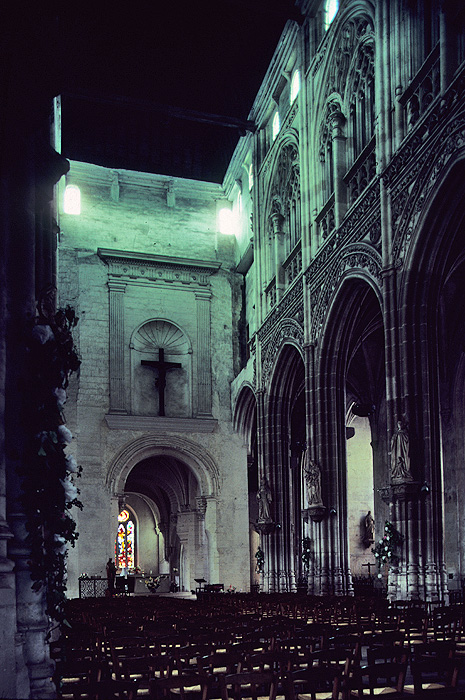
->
[54,594,465,699]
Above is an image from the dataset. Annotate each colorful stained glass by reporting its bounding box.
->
[115,510,136,568]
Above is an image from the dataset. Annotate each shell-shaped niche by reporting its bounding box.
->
[132,320,190,355]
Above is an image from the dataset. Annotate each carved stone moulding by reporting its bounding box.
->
[255,519,276,535]
[379,481,421,504]
[303,505,327,523]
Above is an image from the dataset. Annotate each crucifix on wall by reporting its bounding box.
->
[141,348,182,416]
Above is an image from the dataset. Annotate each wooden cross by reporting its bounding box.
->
[362,562,375,577]
[141,348,182,416]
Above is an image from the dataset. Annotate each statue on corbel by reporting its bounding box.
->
[390,418,414,483]
[255,476,275,535]
[301,449,327,523]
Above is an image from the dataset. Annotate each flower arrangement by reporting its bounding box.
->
[144,575,162,593]
[372,521,404,575]
[19,294,82,624]
[255,546,265,574]
[302,537,312,573]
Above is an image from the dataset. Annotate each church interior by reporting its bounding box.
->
[3,0,465,697]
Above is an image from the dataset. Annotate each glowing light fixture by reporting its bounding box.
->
[272,111,280,141]
[219,207,236,236]
[63,184,81,215]
[290,70,301,104]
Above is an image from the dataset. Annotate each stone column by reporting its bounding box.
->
[271,212,286,303]
[331,109,347,227]
[108,280,127,414]
[195,291,212,416]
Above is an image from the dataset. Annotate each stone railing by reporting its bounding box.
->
[283,243,302,287]
[264,277,277,313]
[315,194,335,241]
[344,136,377,208]
[399,43,440,132]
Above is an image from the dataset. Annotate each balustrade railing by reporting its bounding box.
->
[400,43,440,132]
[283,244,302,286]
[344,136,377,208]
[315,194,335,242]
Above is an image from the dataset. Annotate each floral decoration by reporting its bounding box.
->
[144,575,162,592]
[302,537,312,573]
[372,521,404,574]
[19,296,82,623]
[255,546,265,574]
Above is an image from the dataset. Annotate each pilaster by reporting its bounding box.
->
[108,281,127,414]
[195,291,213,416]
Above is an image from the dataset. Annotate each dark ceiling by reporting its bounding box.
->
[59,1,302,182]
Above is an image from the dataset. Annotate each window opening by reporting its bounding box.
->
[325,0,339,30]
[63,184,81,215]
[290,70,301,104]
[115,509,136,569]
[272,111,280,141]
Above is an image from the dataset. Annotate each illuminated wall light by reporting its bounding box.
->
[218,207,237,235]
[63,184,81,215]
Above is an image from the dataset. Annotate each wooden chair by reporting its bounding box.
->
[70,678,140,700]
[282,667,341,700]
[149,673,210,700]
[405,642,461,695]
[219,671,278,700]
[348,654,408,699]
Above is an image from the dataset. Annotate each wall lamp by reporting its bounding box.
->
[420,482,430,494]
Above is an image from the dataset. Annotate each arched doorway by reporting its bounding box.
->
[402,160,465,600]
[316,277,387,595]
[265,343,305,592]
[107,435,219,593]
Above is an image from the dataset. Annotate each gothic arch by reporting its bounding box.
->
[233,383,257,452]
[311,243,382,342]
[314,275,386,595]
[106,434,220,498]
[261,318,304,389]
[263,342,306,592]
[400,158,465,597]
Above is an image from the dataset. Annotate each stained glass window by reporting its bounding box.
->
[115,509,136,569]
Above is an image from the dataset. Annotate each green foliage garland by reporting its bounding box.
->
[19,303,82,623]
[255,546,265,574]
[302,537,312,573]
[372,520,404,571]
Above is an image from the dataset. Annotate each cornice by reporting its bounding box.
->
[105,415,218,433]
[98,248,222,286]
[67,160,224,201]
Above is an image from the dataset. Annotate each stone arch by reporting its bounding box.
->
[311,243,382,342]
[314,274,386,595]
[399,158,465,598]
[261,318,304,388]
[106,434,220,498]
[263,342,306,592]
[233,382,257,451]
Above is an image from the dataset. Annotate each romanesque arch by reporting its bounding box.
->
[106,433,219,498]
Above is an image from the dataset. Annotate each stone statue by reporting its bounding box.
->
[257,478,272,521]
[302,451,323,506]
[364,511,375,543]
[390,419,413,482]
